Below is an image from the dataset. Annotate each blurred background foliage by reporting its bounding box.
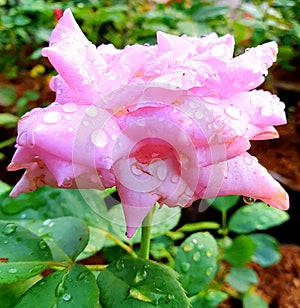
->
[1,0,300,78]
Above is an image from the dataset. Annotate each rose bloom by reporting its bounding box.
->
[8,9,289,237]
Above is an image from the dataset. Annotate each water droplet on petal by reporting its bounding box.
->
[156,164,167,181]
[171,175,179,184]
[85,106,98,117]
[107,72,117,81]
[16,131,27,146]
[195,111,203,119]
[180,262,191,273]
[82,79,89,85]
[202,94,220,105]
[211,44,226,57]
[91,130,108,148]
[134,270,147,283]
[243,196,255,204]
[43,111,63,124]
[243,155,253,165]
[131,164,143,176]
[62,293,72,302]
[260,105,273,117]
[67,126,74,132]
[233,76,243,88]
[225,106,241,120]
[61,33,67,39]
[2,223,17,235]
[62,177,73,188]
[62,103,78,113]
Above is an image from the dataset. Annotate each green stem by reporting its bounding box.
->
[139,206,155,259]
[99,229,138,258]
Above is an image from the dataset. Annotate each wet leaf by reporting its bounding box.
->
[16,264,99,308]
[97,256,189,307]
[18,217,89,261]
[0,221,52,284]
[243,292,268,308]
[228,202,289,233]
[174,232,218,296]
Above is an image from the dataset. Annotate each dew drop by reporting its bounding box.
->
[43,111,63,124]
[134,270,147,283]
[205,266,213,276]
[62,177,72,188]
[67,126,74,132]
[171,175,179,184]
[82,79,89,85]
[91,130,108,148]
[62,103,78,113]
[233,76,243,88]
[243,155,253,165]
[62,293,72,302]
[107,72,117,81]
[195,110,203,119]
[180,262,191,273]
[116,259,125,271]
[61,33,67,39]
[206,250,212,257]
[16,131,27,146]
[260,105,273,117]
[183,242,194,252]
[156,164,167,181]
[202,94,220,105]
[3,240,8,244]
[2,223,17,235]
[243,196,255,204]
[77,271,89,281]
[192,238,198,244]
[225,106,241,120]
[85,105,98,117]
[193,251,200,261]
[8,268,17,274]
[39,240,47,250]
[211,44,226,57]
[131,164,143,176]
[167,294,175,300]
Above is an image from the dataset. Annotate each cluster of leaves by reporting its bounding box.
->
[2,0,300,77]
[0,181,289,307]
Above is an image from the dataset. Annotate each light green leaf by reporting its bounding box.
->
[249,234,281,267]
[190,289,228,308]
[225,267,258,293]
[243,292,268,308]
[97,256,189,307]
[228,202,289,233]
[16,264,99,308]
[174,232,218,296]
[0,113,18,128]
[0,221,52,284]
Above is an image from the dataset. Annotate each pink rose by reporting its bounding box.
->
[8,9,289,237]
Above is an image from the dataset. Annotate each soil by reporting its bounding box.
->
[1,73,300,307]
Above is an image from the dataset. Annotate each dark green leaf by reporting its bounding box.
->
[16,264,99,308]
[243,292,268,308]
[225,267,258,293]
[0,221,52,284]
[228,202,289,233]
[0,187,108,259]
[174,232,218,296]
[223,235,256,266]
[249,234,281,267]
[18,217,89,261]
[98,256,189,307]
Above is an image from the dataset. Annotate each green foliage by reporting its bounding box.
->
[0,180,290,307]
[98,256,190,307]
